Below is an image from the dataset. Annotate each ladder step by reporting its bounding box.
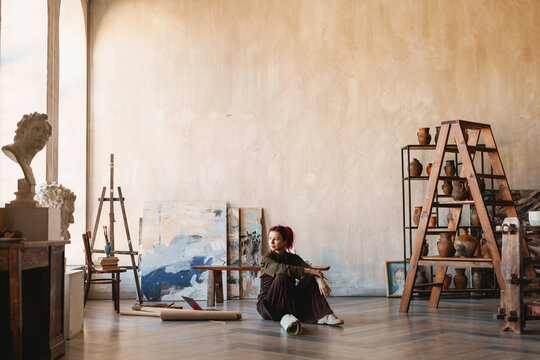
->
[433,200,514,207]
[441,120,491,129]
[476,174,506,179]
[419,256,493,268]
[100,197,126,202]
[466,145,497,153]
[426,230,455,235]
[413,282,443,288]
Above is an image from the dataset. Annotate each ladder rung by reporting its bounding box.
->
[467,145,497,153]
[441,120,491,129]
[100,197,126,201]
[433,200,514,207]
[419,256,493,268]
[477,174,506,179]
[413,282,443,288]
[426,230,455,235]
[433,201,475,207]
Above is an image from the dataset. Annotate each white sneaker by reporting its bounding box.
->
[317,314,344,325]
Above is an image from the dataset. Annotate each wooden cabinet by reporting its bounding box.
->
[0,240,68,360]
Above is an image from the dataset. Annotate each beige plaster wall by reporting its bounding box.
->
[89,0,540,295]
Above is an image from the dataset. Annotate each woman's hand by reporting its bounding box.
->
[316,276,331,297]
[305,268,324,278]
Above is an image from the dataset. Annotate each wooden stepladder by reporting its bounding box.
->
[91,154,143,304]
[399,120,538,313]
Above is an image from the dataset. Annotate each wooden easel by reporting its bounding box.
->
[91,154,143,304]
[399,120,537,313]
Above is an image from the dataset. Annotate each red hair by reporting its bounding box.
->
[268,225,295,251]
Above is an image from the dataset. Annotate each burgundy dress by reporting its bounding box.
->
[256,251,333,324]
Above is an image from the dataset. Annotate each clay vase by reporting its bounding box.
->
[426,163,433,176]
[413,206,422,227]
[470,206,480,227]
[472,269,484,289]
[409,158,423,177]
[444,160,456,177]
[421,242,429,257]
[434,126,441,145]
[437,233,456,257]
[452,180,468,201]
[415,267,428,285]
[466,179,486,200]
[442,274,452,289]
[454,268,468,289]
[454,229,478,257]
[441,180,453,195]
[480,235,490,258]
[429,216,437,227]
[417,127,431,145]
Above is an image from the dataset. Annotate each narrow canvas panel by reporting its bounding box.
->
[140,201,227,301]
[227,207,240,299]
[239,208,262,299]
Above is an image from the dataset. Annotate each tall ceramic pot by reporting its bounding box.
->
[454,268,467,289]
[409,158,423,177]
[434,126,441,145]
[415,267,428,285]
[426,163,433,176]
[472,269,484,289]
[441,180,453,195]
[452,180,468,201]
[444,160,456,177]
[417,127,431,145]
[421,242,429,257]
[454,229,478,257]
[437,233,455,257]
[413,206,422,227]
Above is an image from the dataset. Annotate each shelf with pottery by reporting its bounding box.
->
[400,120,538,313]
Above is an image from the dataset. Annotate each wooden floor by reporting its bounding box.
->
[65,297,540,359]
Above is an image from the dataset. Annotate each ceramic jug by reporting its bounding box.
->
[413,206,422,226]
[441,180,453,195]
[437,233,455,257]
[444,160,456,177]
[410,158,423,177]
[454,268,468,289]
[417,127,431,145]
[434,126,441,144]
[452,180,468,201]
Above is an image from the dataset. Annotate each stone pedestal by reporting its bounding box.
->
[2,207,61,241]
[64,269,84,340]
[5,179,39,208]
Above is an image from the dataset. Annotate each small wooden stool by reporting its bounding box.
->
[192,265,330,306]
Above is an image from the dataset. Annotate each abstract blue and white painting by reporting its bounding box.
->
[140,201,227,301]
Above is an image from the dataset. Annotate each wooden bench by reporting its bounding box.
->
[192,265,330,306]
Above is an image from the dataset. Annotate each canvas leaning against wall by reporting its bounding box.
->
[140,201,227,301]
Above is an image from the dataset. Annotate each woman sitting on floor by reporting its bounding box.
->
[256,225,344,325]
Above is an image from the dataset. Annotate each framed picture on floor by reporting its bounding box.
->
[385,260,409,297]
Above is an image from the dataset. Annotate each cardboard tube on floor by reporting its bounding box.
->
[160,309,241,321]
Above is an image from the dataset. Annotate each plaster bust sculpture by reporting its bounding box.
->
[36,183,76,241]
[2,112,52,187]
